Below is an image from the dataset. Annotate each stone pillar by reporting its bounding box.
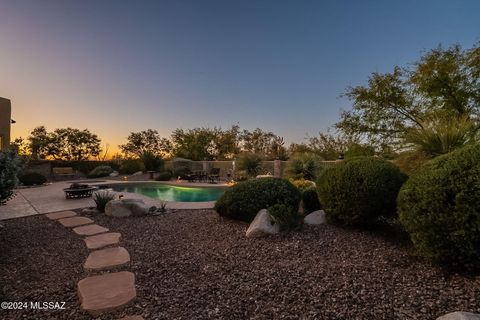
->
[0,97,11,150]
[202,160,208,172]
[274,159,281,178]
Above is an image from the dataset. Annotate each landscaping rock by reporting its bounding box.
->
[437,312,480,320]
[132,171,143,176]
[77,271,136,315]
[84,232,121,249]
[81,207,99,215]
[118,316,144,320]
[110,171,119,177]
[105,199,150,217]
[84,246,130,271]
[73,224,109,236]
[57,216,93,228]
[246,209,279,238]
[304,210,327,225]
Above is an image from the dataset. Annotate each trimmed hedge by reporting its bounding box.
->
[317,158,406,226]
[302,187,321,214]
[19,172,47,186]
[268,203,302,231]
[215,178,301,222]
[119,160,145,174]
[156,171,173,181]
[88,165,113,178]
[398,144,480,271]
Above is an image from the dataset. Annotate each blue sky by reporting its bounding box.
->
[1,0,479,152]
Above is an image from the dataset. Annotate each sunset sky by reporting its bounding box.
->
[1,0,479,156]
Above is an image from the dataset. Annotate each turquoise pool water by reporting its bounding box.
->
[109,183,226,202]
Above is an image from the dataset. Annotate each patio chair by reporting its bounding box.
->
[207,168,221,183]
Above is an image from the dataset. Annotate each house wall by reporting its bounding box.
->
[0,97,12,150]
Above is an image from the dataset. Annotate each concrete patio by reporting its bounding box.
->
[0,180,226,220]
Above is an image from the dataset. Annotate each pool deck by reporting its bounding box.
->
[0,180,229,221]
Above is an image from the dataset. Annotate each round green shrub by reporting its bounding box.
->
[119,160,145,174]
[156,171,172,181]
[88,165,113,178]
[215,178,301,222]
[317,158,406,226]
[173,166,189,179]
[19,172,47,186]
[268,203,302,231]
[0,150,21,204]
[397,144,480,271]
[302,187,321,214]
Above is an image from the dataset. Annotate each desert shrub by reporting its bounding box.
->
[290,178,316,192]
[19,172,47,186]
[93,190,116,213]
[88,165,113,178]
[119,159,145,174]
[302,187,321,214]
[141,151,164,171]
[344,143,375,159]
[236,152,263,178]
[268,203,302,231]
[173,166,190,179]
[285,152,324,180]
[215,178,301,222]
[0,150,21,204]
[45,160,120,175]
[397,144,480,271]
[156,171,172,181]
[393,151,431,176]
[317,158,406,226]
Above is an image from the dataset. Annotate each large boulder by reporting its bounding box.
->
[304,210,327,225]
[246,209,279,238]
[105,199,150,217]
[437,312,480,320]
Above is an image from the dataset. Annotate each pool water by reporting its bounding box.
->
[109,183,226,202]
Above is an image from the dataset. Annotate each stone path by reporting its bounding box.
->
[46,210,143,319]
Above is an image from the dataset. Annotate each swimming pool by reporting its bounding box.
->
[108,183,226,202]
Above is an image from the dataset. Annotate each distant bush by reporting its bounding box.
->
[215,178,301,222]
[88,165,113,178]
[344,143,375,159]
[302,187,321,214]
[290,178,316,192]
[19,172,47,186]
[156,171,173,181]
[285,152,324,180]
[173,166,190,179]
[141,151,164,171]
[317,158,406,226]
[0,150,21,204]
[397,144,480,271]
[93,190,116,213]
[39,160,121,175]
[236,152,263,178]
[268,203,302,231]
[119,160,145,174]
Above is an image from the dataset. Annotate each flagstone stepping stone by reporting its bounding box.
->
[58,216,93,228]
[84,232,121,250]
[84,247,130,271]
[73,224,109,236]
[118,316,144,320]
[77,271,136,315]
[45,210,77,220]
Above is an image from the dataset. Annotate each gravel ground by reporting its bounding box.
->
[2,210,480,319]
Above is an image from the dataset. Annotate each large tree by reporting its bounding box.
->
[27,126,101,160]
[240,128,287,160]
[336,43,480,154]
[119,129,172,158]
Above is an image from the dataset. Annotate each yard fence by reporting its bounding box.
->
[25,159,343,180]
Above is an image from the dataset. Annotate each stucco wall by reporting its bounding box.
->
[0,97,11,150]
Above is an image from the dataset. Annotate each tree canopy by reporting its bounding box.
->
[336,43,480,155]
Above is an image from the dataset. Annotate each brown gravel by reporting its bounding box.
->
[2,210,480,319]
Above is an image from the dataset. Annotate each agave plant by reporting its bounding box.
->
[405,115,479,157]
